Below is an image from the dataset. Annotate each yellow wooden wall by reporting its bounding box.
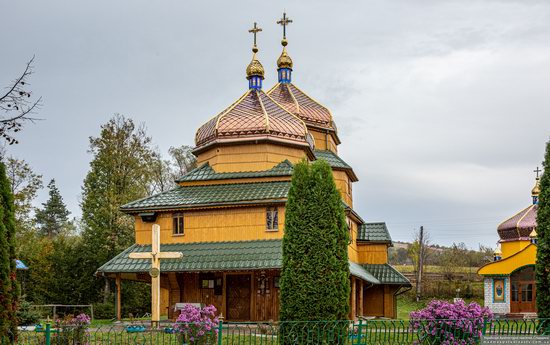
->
[196,143,308,173]
[333,171,353,206]
[356,243,389,264]
[501,240,531,258]
[135,207,285,244]
[309,129,338,153]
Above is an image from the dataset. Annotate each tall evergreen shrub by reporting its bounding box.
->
[280,159,350,321]
[536,140,550,318]
[0,162,19,337]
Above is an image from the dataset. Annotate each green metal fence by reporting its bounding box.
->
[3,318,550,345]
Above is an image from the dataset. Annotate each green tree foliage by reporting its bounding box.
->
[35,179,71,238]
[280,160,350,321]
[536,140,550,318]
[80,114,157,302]
[0,162,19,336]
[4,157,42,230]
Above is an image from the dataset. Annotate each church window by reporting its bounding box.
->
[173,213,184,235]
[266,207,278,231]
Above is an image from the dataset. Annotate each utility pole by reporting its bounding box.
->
[416,226,424,302]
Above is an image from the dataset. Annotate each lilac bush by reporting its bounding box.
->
[173,305,219,344]
[410,300,493,345]
[54,313,91,345]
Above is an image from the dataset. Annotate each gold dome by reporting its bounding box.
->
[277,39,293,69]
[246,51,265,79]
[532,178,541,196]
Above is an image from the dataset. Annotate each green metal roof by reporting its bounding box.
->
[314,150,358,181]
[120,181,290,212]
[357,222,392,243]
[362,264,411,286]
[96,239,380,285]
[176,160,294,182]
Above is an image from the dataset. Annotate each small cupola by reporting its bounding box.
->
[276,12,293,83]
[493,246,502,261]
[532,167,542,205]
[530,229,538,244]
[246,22,264,90]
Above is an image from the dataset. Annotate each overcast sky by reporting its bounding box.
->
[1,0,549,248]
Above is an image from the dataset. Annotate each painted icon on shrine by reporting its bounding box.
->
[494,279,505,302]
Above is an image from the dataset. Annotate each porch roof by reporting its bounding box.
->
[96,239,380,284]
[357,222,392,244]
[361,264,411,286]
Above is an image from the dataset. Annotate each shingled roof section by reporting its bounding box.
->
[96,239,379,284]
[314,150,358,181]
[120,181,290,212]
[357,222,392,244]
[176,160,294,183]
[362,264,411,286]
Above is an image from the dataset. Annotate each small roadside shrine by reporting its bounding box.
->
[478,169,541,315]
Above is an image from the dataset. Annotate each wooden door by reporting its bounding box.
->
[226,275,251,321]
[510,266,536,314]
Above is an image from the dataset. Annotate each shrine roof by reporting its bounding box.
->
[176,160,294,182]
[497,204,537,241]
[314,150,358,181]
[95,239,380,284]
[194,90,313,154]
[120,181,290,212]
[267,83,337,136]
[357,222,392,244]
[361,264,411,286]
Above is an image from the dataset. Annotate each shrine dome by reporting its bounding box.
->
[497,177,540,241]
[193,24,314,156]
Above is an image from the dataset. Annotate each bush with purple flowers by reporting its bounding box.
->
[410,300,492,345]
[55,313,91,345]
[173,305,219,344]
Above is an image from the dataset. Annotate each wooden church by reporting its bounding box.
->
[96,16,410,321]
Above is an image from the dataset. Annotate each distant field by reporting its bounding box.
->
[394,265,479,274]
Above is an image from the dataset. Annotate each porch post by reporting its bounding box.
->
[350,277,357,320]
[358,279,364,317]
[116,273,122,321]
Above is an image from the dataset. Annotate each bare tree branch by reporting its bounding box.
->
[0,56,42,144]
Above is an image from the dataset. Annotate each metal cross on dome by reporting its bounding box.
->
[128,224,183,327]
[277,12,293,38]
[534,166,542,179]
[248,22,262,47]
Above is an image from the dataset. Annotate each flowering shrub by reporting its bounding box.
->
[410,300,492,345]
[173,305,219,344]
[55,313,91,345]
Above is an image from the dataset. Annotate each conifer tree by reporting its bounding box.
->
[280,159,350,322]
[536,140,550,318]
[35,179,70,238]
[0,162,19,337]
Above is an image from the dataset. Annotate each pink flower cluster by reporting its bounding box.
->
[71,313,92,326]
[410,300,492,345]
[173,305,219,344]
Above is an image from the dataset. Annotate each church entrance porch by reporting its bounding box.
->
[510,266,536,314]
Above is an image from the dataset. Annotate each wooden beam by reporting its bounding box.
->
[115,273,122,321]
[358,280,363,317]
[222,272,227,321]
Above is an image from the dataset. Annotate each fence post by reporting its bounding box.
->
[356,319,363,345]
[217,320,223,345]
[45,323,51,345]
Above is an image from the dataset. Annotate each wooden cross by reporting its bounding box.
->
[129,224,183,326]
[277,12,293,39]
[248,22,262,47]
[534,166,542,179]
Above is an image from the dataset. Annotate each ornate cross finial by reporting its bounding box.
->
[248,22,262,50]
[277,12,293,39]
[534,166,542,179]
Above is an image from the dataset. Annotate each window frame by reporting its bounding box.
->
[172,212,185,236]
[266,207,279,232]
